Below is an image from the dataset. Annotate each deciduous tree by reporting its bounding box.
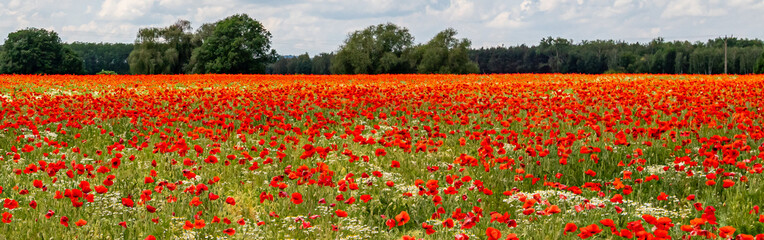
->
[409,28,479,74]
[190,14,276,74]
[0,28,83,74]
[331,23,414,74]
[128,20,195,74]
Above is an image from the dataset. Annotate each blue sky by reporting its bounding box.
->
[1,0,763,55]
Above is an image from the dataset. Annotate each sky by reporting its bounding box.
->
[1,0,763,55]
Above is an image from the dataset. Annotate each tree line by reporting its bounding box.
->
[471,37,764,74]
[270,24,478,74]
[1,14,764,75]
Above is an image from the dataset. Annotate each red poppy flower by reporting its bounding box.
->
[657,192,668,201]
[443,218,454,228]
[599,219,615,228]
[544,205,561,215]
[719,226,736,238]
[208,193,220,200]
[422,222,436,235]
[291,192,303,204]
[455,233,469,240]
[60,216,69,227]
[45,210,55,219]
[194,219,205,229]
[33,180,43,188]
[122,198,134,208]
[375,148,386,157]
[75,219,87,227]
[2,212,11,223]
[189,197,202,207]
[618,229,633,238]
[386,219,395,229]
[486,227,501,240]
[3,199,18,210]
[183,221,194,230]
[395,211,410,226]
[610,194,623,203]
[722,179,735,188]
[335,210,348,217]
[577,224,602,239]
[390,160,400,168]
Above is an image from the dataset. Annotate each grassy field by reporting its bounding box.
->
[0,74,762,239]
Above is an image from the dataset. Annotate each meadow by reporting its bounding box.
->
[0,74,762,239]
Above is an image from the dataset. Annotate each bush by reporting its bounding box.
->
[96,69,117,75]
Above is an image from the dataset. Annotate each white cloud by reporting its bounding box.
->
[51,11,67,18]
[98,0,155,20]
[661,0,726,18]
[539,0,569,11]
[520,0,533,11]
[8,0,21,8]
[426,0,476,21]
[61,21,137,42]
[158,0,187,8]
[193,6,228,22]
[613,0,632,8]
[486,12,525,28]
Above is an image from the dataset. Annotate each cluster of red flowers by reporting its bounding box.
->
[0,74,763,239]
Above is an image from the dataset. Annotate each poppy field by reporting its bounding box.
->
[1,74,763,239]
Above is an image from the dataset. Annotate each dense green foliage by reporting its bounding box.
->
[96,69,118,75]
[271,36,764,75]
[268,53,334,75]
[756,50,764,74]
[471,37,764,74]
[408,28,479,74]
[330,23,414,74]
[127,20,196,74]
[275,25,478,75]
[190,14,276,74]
[67,42,133,74]
[0,28,83,74]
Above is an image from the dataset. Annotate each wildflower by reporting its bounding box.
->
[291,192,303,204]
[395,211,410,226]
[75,219,87,227]
[564,223,577,235]
[60,216,69,227]
[1,212,11,223]
[486,227,501,240]
[336,210,348,217]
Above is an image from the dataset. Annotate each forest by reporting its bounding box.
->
[273,37,764,75]
[1,14,763,75]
